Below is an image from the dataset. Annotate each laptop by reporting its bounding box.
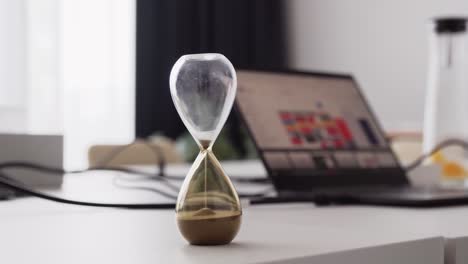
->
[236,69,468,207]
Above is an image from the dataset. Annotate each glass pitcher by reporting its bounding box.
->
[423,17,468,185]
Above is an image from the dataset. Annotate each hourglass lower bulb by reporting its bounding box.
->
[170,53,241,245]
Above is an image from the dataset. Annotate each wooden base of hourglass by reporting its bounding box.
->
[175,147,242,245]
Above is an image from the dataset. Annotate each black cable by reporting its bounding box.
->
[0,169,272,209]
[88,139,269,183]
[113,179,274,199]
[0,161,179,209]
[87,139,270,198]
[0,137,271,209]
[7,136,451,209]
[157,174,270,184]
[405,138,468,172]
[115,172,270,184]
[0,161,270,184]
[0,161,272,209]
[0,172,175,209]
[9,134,461,210]
[0,161,185,196]
[0,162,158,178]
[112,174,180,194]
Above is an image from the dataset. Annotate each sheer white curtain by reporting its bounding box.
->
[60,0,136,169]
[0,0,135,169]
[0,1,28,131]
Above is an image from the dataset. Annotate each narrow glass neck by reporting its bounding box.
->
[431,32,467,69]
[199,139,213,150]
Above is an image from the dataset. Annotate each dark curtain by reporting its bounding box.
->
[136,0,287,155]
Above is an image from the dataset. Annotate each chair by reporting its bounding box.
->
[88,137,182,167]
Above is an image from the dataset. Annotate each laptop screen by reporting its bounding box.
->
[236,70,404,186]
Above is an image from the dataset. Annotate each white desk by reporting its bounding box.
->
[0,160,467,264]
[0,199,444,264]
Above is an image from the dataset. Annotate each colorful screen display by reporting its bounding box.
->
[236,71,399,172]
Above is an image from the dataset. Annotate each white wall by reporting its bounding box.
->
[287,0,468,132]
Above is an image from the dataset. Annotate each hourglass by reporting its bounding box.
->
[170,53,241,245]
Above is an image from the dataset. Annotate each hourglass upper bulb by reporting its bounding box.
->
[169,53,237,149]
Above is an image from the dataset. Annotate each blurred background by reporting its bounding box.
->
[1,0,467,169]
